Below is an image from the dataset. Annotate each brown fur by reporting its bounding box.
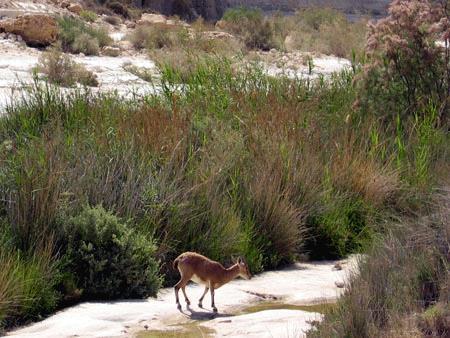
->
[173,251,251,312]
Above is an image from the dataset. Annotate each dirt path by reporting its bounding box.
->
[6,256,359,338]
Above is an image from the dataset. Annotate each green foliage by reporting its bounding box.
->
[57,16,112,55]
[80,10,98,23]
[286,8,367,57]
[64,205,161,299]
[129,24,188,50]
[0,231,60,331]
[358,0,450,123]
[306,197,373,259]
[72,33,100,56]
[309,198,449,337]
[222,7,278,50]
[106,0,129,18]
[0,22,447,329]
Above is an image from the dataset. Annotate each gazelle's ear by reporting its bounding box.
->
[237,257,243,264]
[231,254,237,263]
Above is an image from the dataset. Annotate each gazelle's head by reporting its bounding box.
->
[236,257,252,280]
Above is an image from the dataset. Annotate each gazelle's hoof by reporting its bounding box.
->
[198,303,203,308]
[212,307,218,313]
[186,300,191,305]
[177,303,182,310]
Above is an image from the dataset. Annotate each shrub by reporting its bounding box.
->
[222,7,278,50]
[35,49,99,87]
[72,33,100,56]
[122,62,154,82]
[128,24,188,50]
[63,205,161,299]
[106,0,129,18]
[306,197,372,259]
[284,8,367,57]
[57,16,112,55]
[357,0,450,124]
[80,10,97,23]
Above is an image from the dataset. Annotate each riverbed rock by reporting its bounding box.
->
[0,14,58,47]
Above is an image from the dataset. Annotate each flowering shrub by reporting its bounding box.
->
[357,0,450,125]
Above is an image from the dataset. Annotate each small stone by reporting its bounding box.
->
[144,324,149,330]
[60,0,70,8]
[333,263,343,270]
[335,281,345,288]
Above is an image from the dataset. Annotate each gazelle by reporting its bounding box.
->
[173,252,252,313]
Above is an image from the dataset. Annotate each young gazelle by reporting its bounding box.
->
[173,252,252,313]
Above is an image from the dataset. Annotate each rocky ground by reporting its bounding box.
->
[0,1,352,113]
[6,256,359,338]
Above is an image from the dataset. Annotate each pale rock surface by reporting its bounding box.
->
[7,256,359,338]
[203,309,322,338]
[0,39,159,112]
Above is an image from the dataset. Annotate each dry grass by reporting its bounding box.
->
[128,24,189,50]
[309,190,450,337]
[35,49,98,87]
[122,62,154,82]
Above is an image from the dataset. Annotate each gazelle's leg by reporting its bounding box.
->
[198,286,209,308]
[209,282,217,313]
[174,280,182,310]
[174,272,191,310]
[182,286,190,305]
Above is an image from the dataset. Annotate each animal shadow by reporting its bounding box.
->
[180,304,233,321]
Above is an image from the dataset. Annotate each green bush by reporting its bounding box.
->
[64,206,161,299]
[222,7,277,50]
[57,16,112,55]
[129,24,188,50]
[80,10,97,23]
[306,197,373,259]
[106,0,129,18]
[357,0,450,123]
[72,33,100,56]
